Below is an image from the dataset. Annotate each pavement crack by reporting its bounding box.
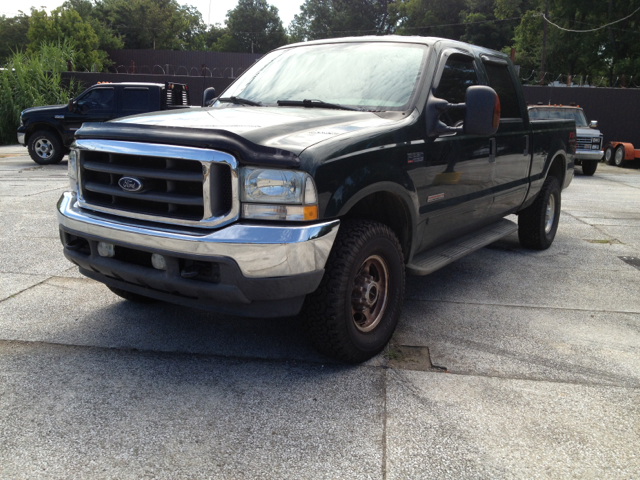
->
[0,276,52,303]
[404,297,640,315]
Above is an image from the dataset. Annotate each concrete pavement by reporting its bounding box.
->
[0,145,638,479]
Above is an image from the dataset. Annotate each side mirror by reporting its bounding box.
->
[590,120,598,128]
[425,85,500,137]
[68,99,74,112]
[203,87,216,107]
[463,86,501,136]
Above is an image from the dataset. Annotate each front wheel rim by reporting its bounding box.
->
[545,194,556,234]
[35,138,53,159]
[351,255,389,333]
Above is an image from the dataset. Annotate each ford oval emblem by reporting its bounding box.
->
[118,177,144,192]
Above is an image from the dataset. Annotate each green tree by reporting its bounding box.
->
[290,0,395,41]
[27,7,108,71]
[0,13,30,65]
[61,0,124,51]
[213,0,287,53]
[94,0,206,50]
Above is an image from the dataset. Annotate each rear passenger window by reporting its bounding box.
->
[435,54,478,125]
[483,63,522,119]
[122,88,149,112]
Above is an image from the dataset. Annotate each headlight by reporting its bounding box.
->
[19,117,24,127]
[68,150,78,191]
[241,167,318,221]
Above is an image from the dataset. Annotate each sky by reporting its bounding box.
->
[0,0,304,28]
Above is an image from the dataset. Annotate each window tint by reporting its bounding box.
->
[122,88,149,112]
[484,63,521,119]
[434,54,478,125]
[77,88,114,112]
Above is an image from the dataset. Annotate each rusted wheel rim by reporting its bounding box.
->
[351,255,389,333]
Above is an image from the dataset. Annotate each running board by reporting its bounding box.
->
[406,219,518,276]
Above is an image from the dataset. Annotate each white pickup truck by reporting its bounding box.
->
[528,105,603,176]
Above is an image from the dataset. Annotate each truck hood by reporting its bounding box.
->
[576,127,601,137]
[114,106,399,156]
[21,104,68,117]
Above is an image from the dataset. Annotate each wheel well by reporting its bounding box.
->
[547,154,565,186]
[341,191,412,260]
[25,124,61,145]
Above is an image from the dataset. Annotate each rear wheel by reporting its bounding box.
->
[603,144,614,164]
[518,176,561,250]
[582,160,597,176]
[614,145,626,167]
[27,130,64,165]
[107,286,159,304]
[303,220,405,363]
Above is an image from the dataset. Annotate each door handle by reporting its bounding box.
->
[489,138,496,163]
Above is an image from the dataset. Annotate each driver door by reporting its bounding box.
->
[63,87,116,139]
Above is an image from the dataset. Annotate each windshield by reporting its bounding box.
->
[218,42,429,111]
[528,107,588,127]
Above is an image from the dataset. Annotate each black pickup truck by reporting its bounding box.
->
[57,36,575,363]
[17,82,190,165]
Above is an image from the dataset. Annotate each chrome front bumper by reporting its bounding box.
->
[17,132,25,145]
[57,192,340,278]
[576,149,604,161]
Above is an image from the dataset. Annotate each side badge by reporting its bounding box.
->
[427,193,445,203]
[407,152,424,164]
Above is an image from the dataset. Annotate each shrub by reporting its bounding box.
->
[0,41,83,145]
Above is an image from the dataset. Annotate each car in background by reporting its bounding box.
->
[17,82,191,165]
[528,104,602,176]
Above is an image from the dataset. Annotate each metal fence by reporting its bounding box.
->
[104,50,262,78]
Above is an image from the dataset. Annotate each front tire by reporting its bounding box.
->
[582,160,597,176]
[303,220,405,363]
[27,130,64,165]
[518,176,561,250]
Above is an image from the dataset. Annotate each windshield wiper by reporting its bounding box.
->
[218,96,262,106]
[277,99,362,111]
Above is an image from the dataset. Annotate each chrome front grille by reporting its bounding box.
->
[75,140,238,228]
[576,136,601,150]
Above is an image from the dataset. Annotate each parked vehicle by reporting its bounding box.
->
[17,82,190,165]
[57,36,575,363]
[528,104,602,176]
[603,141,640,167]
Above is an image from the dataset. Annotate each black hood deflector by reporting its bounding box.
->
[75,122,300,167]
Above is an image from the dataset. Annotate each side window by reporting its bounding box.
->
[76,88,114,112]
[484,63,522,119]
[434,54,478,125]
[122,88,150,112]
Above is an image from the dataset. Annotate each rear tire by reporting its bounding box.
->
[603,144,614,164]
[302,220,405,363]
[27,130,64,165]
[582,160,597,176]
[107,286,159,304]
[614,145,626,167]
[518,176,561,250]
